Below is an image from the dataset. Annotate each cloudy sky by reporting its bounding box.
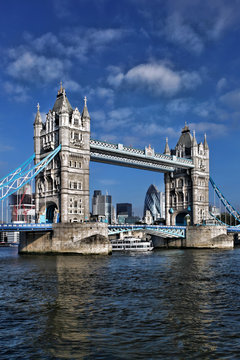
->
[0,0,240,215]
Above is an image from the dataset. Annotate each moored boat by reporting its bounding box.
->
[111,236,154,251]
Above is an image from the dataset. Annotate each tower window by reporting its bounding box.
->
[74,118,78,126]
[74,132,79,140]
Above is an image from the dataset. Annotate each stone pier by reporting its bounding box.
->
[19,222,112,255]
[152,225,234,249]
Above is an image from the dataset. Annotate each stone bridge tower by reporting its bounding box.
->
[164,124,209,226]
[34,84,90,223]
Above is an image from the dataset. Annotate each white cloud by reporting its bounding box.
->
[5,27,129,85]
[166,98,192,113]
[64,79,82,92]
[207,7,235,40]
[88,87,115,105]
[53,0,72,19]
[189,122,227,136]
[61,27,130,60]
[108,63,202,96]
[220,89,240,110]
[93,107,133,131]
[91,110,106,122]
[7,51,68,82]
[164,13,204,55]
[135,122,179,138]
[4,81,29,102]
[98,134,118,143]
[216,77,227,92]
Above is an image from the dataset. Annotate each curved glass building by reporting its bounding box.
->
[143,184,165,221]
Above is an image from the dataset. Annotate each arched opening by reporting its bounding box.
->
[175,212,191,226]
[47,176,53,192]
[46,203,57,223]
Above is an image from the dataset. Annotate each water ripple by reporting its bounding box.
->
[1,248,240,359]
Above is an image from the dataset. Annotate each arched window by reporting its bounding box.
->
[178,179,183,187]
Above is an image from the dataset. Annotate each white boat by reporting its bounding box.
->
[111,237,154,251]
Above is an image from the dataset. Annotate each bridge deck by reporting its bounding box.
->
[90,139,194,173]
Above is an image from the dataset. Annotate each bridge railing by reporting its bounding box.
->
[90,139,194,167]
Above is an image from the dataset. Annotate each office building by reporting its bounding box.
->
[143,184,165,221]
[92,190,115,224]
[116,203,132,217]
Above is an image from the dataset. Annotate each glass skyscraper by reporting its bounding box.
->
[92,190,115,224]
[143,184,165,221]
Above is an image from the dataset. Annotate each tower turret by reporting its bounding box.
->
[203,133,209,150]
[34,103,42,159]
[81,96,90,132]
[164,137,170,155]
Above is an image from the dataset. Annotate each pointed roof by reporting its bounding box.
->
[52,83,73,115]
[164,137,170,155]
[82,96,90,119]
[192,130,197,147]
[34,103,42,125]
[176,122,192,148]
[203,133,209,150]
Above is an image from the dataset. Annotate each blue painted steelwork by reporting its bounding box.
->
[227,227,240,233]
[209,177,240,223]
[108,224,186,238]
[0,154,35,188]
[209,211,228,225]
[0,223,53,232]
[0,222,186,238]
[0,145,61,200]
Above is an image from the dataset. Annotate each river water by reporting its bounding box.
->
[1,247,240,359]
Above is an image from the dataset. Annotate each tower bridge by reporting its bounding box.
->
[0,84,237,252]
[32,84,209,227]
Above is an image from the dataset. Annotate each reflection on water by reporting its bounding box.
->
[1,248,240,359]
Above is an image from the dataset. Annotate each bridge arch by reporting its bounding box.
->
[174,212,191,226]
[45,202,58,223]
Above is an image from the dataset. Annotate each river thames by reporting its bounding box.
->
[1,247,240,359]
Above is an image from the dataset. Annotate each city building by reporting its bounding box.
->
[116,203,132,224]
[144,210,153,225]
[209,205,220,217]
[92,190,115,224]
[116,203,132,217]
[143,184,165,222]
[10,184,35,223]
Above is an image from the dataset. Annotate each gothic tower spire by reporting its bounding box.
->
[164,137,170,155]
[34,103,42,125]
[203,133,209,150]
[82,96,90,119]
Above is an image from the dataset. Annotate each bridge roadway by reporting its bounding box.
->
[0,223,187,238]
[90,139,194,172]
[0,223,239,239]
[0,223,192,239]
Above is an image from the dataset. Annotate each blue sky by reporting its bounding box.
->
[0,0,240,216]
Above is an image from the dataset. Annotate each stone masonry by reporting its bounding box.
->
[34,84,90,223]
[164,124,209,225]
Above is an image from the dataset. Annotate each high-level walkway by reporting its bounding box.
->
[90,139,194,173]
